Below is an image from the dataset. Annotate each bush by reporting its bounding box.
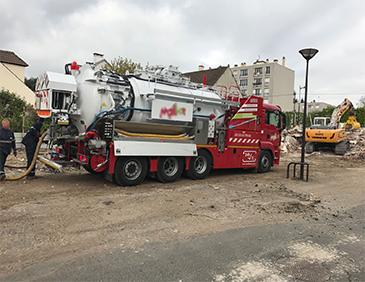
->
[0,88,38,132]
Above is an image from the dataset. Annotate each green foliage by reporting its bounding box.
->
[25,77,37,91]
[285,105,365,129]
[0,88,37,132]
[355,107,365,126]
[103,56,142,75]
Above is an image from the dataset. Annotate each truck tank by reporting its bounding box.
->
[35,62,233,138]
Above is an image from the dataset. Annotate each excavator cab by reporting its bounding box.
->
[313,117,330,126]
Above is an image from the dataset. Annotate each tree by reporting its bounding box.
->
[358,96,365,108]
[25,77,37,91]
[103,56,142,75]
[0,88,37,132]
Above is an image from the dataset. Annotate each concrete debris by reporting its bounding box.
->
[281,126,302,153]
[281,135,300,153]
[286,125,303,137]
[344,127,365,159]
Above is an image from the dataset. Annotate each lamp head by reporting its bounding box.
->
[299,48,319,61]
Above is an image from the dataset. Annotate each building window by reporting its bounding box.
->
[266,66,270,74]
[264,77,270,86]
[253,78,262,86]
[241,89,247,96]
[254,67,262,76]
[233,70,238,77]
[253,89,261,96]
[240,69,248,76]
[264,99,269,104]
[315,105,319,108]
[264,88,269,97]
[240,79,248,87]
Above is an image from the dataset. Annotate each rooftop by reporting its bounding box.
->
[183,66,228,86]
[0,50,28,67]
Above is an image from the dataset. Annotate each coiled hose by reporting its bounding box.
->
[5,131,48,181]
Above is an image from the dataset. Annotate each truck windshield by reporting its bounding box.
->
[265,110,280,128]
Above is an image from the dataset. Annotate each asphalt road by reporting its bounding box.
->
[4,204,364,282]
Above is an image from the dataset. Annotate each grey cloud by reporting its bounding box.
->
[1,0,364,106]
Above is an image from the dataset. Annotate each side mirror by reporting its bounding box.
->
[281,113,287,130]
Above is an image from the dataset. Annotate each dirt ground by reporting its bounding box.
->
[0,150,364,277]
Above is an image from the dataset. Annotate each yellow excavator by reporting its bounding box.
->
[305,98,360,155]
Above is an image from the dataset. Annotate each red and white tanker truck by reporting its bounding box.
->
[34,60,286,186]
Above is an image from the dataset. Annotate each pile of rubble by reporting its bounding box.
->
[281,126,365,159]
[281,126,302,154]
[345,127,365,159]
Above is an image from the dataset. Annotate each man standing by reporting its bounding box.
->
[22,118,44,180]
[0,119,17,181]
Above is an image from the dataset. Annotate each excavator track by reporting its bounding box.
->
[334,140,349,155]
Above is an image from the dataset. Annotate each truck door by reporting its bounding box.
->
[263,109,281,147]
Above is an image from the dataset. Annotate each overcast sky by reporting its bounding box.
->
[1,0,364,106]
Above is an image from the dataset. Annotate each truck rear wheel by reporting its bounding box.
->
[186,150,212,180]
[114,157,147,186]
[156,157,184,183]
[335,140,349,155]
[257,150,272,173]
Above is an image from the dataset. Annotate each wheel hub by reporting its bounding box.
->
[124,160,141,180]
[262,156,269,169]
[163,158,178,176]
[195,156,207,173]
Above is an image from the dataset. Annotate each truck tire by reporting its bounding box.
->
[257,150,272,173]
[156,157,184,183]
[186,150,212,180]
[335,140,349,155]
[114,157,147,186]
[305,142,315,154]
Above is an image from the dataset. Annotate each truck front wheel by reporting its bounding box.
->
[156,157,184,183]
[114,157,147,186]
[257,150,272,173]
[186,150,212,180]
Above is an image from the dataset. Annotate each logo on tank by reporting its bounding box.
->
[160,103,186,119]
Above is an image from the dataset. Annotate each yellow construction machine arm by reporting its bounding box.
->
[329,98,359,130]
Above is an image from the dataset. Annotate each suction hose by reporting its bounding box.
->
[114,129,192,140]
[5,131,48,181]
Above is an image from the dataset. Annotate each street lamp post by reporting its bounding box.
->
[297,85,305,125]
[299,48,319,180]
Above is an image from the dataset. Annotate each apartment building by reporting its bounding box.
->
[231,57,295,111]
[297,101,333,113]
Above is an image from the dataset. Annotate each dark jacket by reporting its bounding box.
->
[22,121,42,147]
[0,127,16,155]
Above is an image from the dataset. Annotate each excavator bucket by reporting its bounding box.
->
[343,116,360,131]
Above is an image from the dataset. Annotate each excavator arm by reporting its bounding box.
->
[329,98,360,130]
